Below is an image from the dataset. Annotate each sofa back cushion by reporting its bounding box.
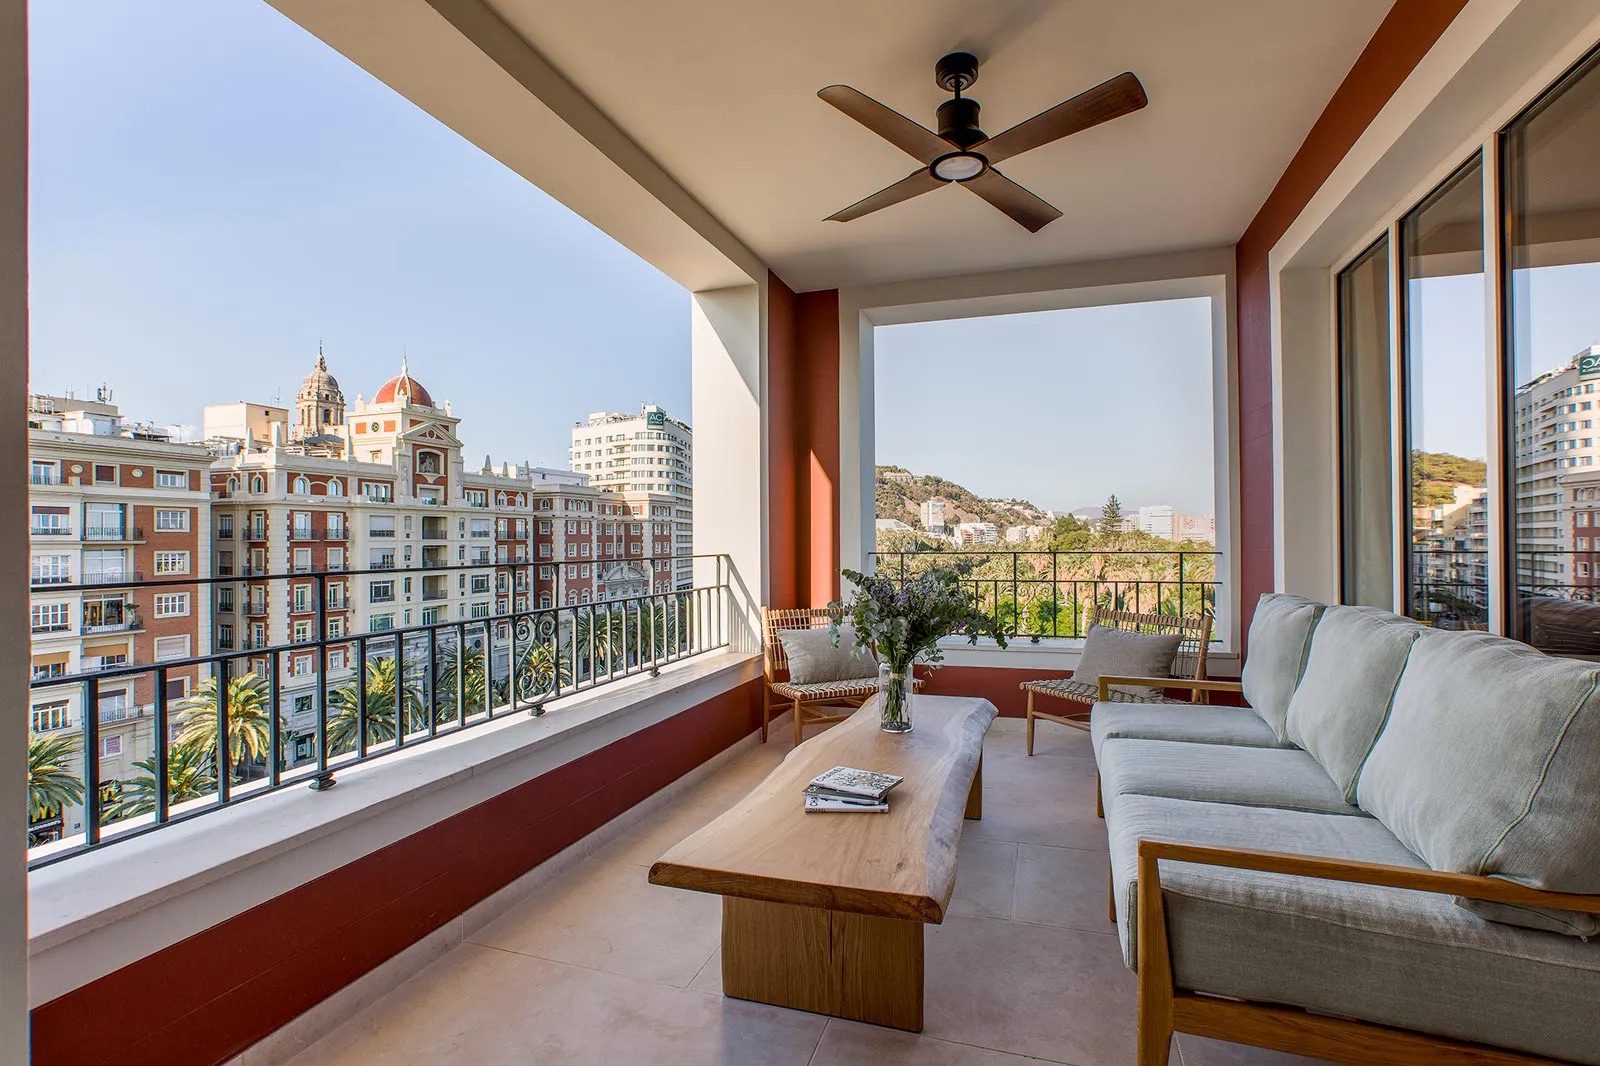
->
[1240,593,1326,740]
[1357,629,1600,935]
[1284,606,1422,803]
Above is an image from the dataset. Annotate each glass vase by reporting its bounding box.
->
[878,663,913,733]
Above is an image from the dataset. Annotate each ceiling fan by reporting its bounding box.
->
[818,52,1147,232]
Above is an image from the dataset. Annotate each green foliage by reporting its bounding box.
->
[28,733,85,825]
[328,656,423,754]
[1411,450,1487,506]
[1100,494,1125,530]
[874,466,1049,529]
[104,746,215,822]
[173,672,273,777]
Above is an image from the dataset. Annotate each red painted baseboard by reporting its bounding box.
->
[31,679,762,1066]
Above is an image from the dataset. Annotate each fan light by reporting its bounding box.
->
[930,151,987,182]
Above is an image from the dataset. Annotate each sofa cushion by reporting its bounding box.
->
[1090,702,1289,762]
[1108,795,1600,1064]
[1099,738,1360,816]
[1284,606,1422,803]
[1357,629,1600,936]
[778,625,877,684]
[1239,593,1325,740]
[1071,624,1183,698]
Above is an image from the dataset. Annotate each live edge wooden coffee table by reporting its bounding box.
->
[649,694,996,1032]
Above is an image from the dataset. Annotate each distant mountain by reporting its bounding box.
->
[875,466,1050,529]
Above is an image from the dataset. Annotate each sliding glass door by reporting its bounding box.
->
[1401,157,1487,629]
[1503,48,1600,655]
[1338,237,1393,608]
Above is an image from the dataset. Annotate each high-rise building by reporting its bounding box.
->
[569,405,692,588]
[27,390,213,842]
[1512,346,1600,592]
[919,498,947,532]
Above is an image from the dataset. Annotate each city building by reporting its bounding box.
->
[952,521,999,547]
[1004,524,1046,544]
[27,390,213,841]
[1512,347,1600,593]
[1135,505,1217,544]
[918,498,947,531]
[569,405,693,588]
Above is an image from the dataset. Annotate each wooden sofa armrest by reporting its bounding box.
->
[1096,677,1244,703]
[1137,839,1600,914]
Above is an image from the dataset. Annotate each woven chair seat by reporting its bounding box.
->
[770,676,926,701]
[1020,677,1187,706]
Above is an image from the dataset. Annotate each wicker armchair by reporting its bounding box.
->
[1020,607,1213,756]
[761,606,923,746]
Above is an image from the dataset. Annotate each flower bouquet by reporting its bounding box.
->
[830,565,1008,733]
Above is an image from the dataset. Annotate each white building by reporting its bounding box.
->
[918,498,947,532]
[1004,524,1046,544]
[1136,504,1216,544]
[1512,347,1600,592]
[953,522,998,547]
[570,405,693,588]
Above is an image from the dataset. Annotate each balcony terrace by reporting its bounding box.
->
[14,3,1600,1066]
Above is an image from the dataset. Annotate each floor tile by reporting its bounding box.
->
[286,942,825,1066]
[811,1019,1041,1064]
[922,913,1147,1065]
[1178,1034,1333,1066]
[590,798,727,867]
[962,783,1109,851]
[947,838,1018,920]
[1012,844,1117,934]
[468,857,721,986]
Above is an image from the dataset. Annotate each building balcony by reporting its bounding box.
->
[82,526,143,543]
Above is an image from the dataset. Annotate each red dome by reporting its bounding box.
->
[373,367,434,408]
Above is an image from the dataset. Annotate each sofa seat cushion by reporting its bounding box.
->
[1098,738,1361,817]
[1358,629,1600,936]
[1239,592,1325,740]
[1284,605,1422,803]
[1090,702,1289,762]
[1109,796,1600,1065]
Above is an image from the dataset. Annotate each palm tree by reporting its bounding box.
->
[511,638,575,704]
[573,606,626,679]
[327,655,421,754]
[173,672,274,779]
[104,746,215,822]
[28,733,85,838]
[434,639,489,721]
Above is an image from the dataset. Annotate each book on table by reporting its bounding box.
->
[804,793,889,814]
[807,766,904,801]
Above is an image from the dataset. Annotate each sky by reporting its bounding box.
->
[874,298,1216,516]
[27,0,690,469]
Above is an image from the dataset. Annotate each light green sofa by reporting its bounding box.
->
[1092,594,1600,1065]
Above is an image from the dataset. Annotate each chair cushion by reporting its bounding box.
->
[1239,593,1325,740]
[1358,629,1600,936]
[1284,606,1422,803]
[1108,795,1600,1064]
[776,625,878,684]
[1071,624,1183,698]
[769,678,878,700]
[1090,702,1290,762]
[1099,738,1360,816]
[1024,677,1185,708]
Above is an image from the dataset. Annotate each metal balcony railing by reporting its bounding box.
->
[25,554,726,868]
[869,550,1222,642]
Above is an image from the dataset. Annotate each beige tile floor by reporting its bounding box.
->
[286,716,1324,1066]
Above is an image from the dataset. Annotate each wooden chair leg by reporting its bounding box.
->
[792,698,803,747]
[1096,771,1104,819]
[1108,861,1117,924]
[1025,691,1036,756]
[760,686,770,743]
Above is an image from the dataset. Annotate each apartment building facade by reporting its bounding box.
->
[26,392,213,841]
[1512,346,1600,593]
[569,405,693,588]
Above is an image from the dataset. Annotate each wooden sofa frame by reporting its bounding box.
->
[1095,675,1600,1066]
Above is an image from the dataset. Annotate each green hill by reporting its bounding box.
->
[1412,450,1486,507]
[875,466,1049,529]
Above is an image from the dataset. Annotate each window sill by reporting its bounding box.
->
[930,635,1239,673]
[27,648,760,1006]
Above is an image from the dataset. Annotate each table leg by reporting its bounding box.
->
[965,752,982,820]
[721,897,924,1031]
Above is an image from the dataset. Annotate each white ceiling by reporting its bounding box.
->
[483,0,1393,291]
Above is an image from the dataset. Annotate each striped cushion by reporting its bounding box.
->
[1022,677,1186,706]
[770,677,925,701]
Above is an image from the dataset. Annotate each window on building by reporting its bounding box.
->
[31,701,70,733]
[293,620,311,643]
[31,602,70,633]
[154,508,189,531]
[155,469,187,489]
[153,635,190,661]
[153,550,190,575]
[153,592,190,618]
[31,554,70,585]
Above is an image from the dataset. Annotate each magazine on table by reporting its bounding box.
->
[807,765,904,801]
[804,793,890,814]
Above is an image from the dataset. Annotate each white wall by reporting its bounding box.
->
[0,0,29,1055]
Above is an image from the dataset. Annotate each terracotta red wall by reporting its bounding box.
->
[1234,0,1468,637]
[766,274,842,609]
[31,680,763,1066]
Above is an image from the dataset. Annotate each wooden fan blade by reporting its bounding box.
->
[825,168,944,223]
[964,169,1062,232]
[980,72,1147,166]
[818,85,950,164]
